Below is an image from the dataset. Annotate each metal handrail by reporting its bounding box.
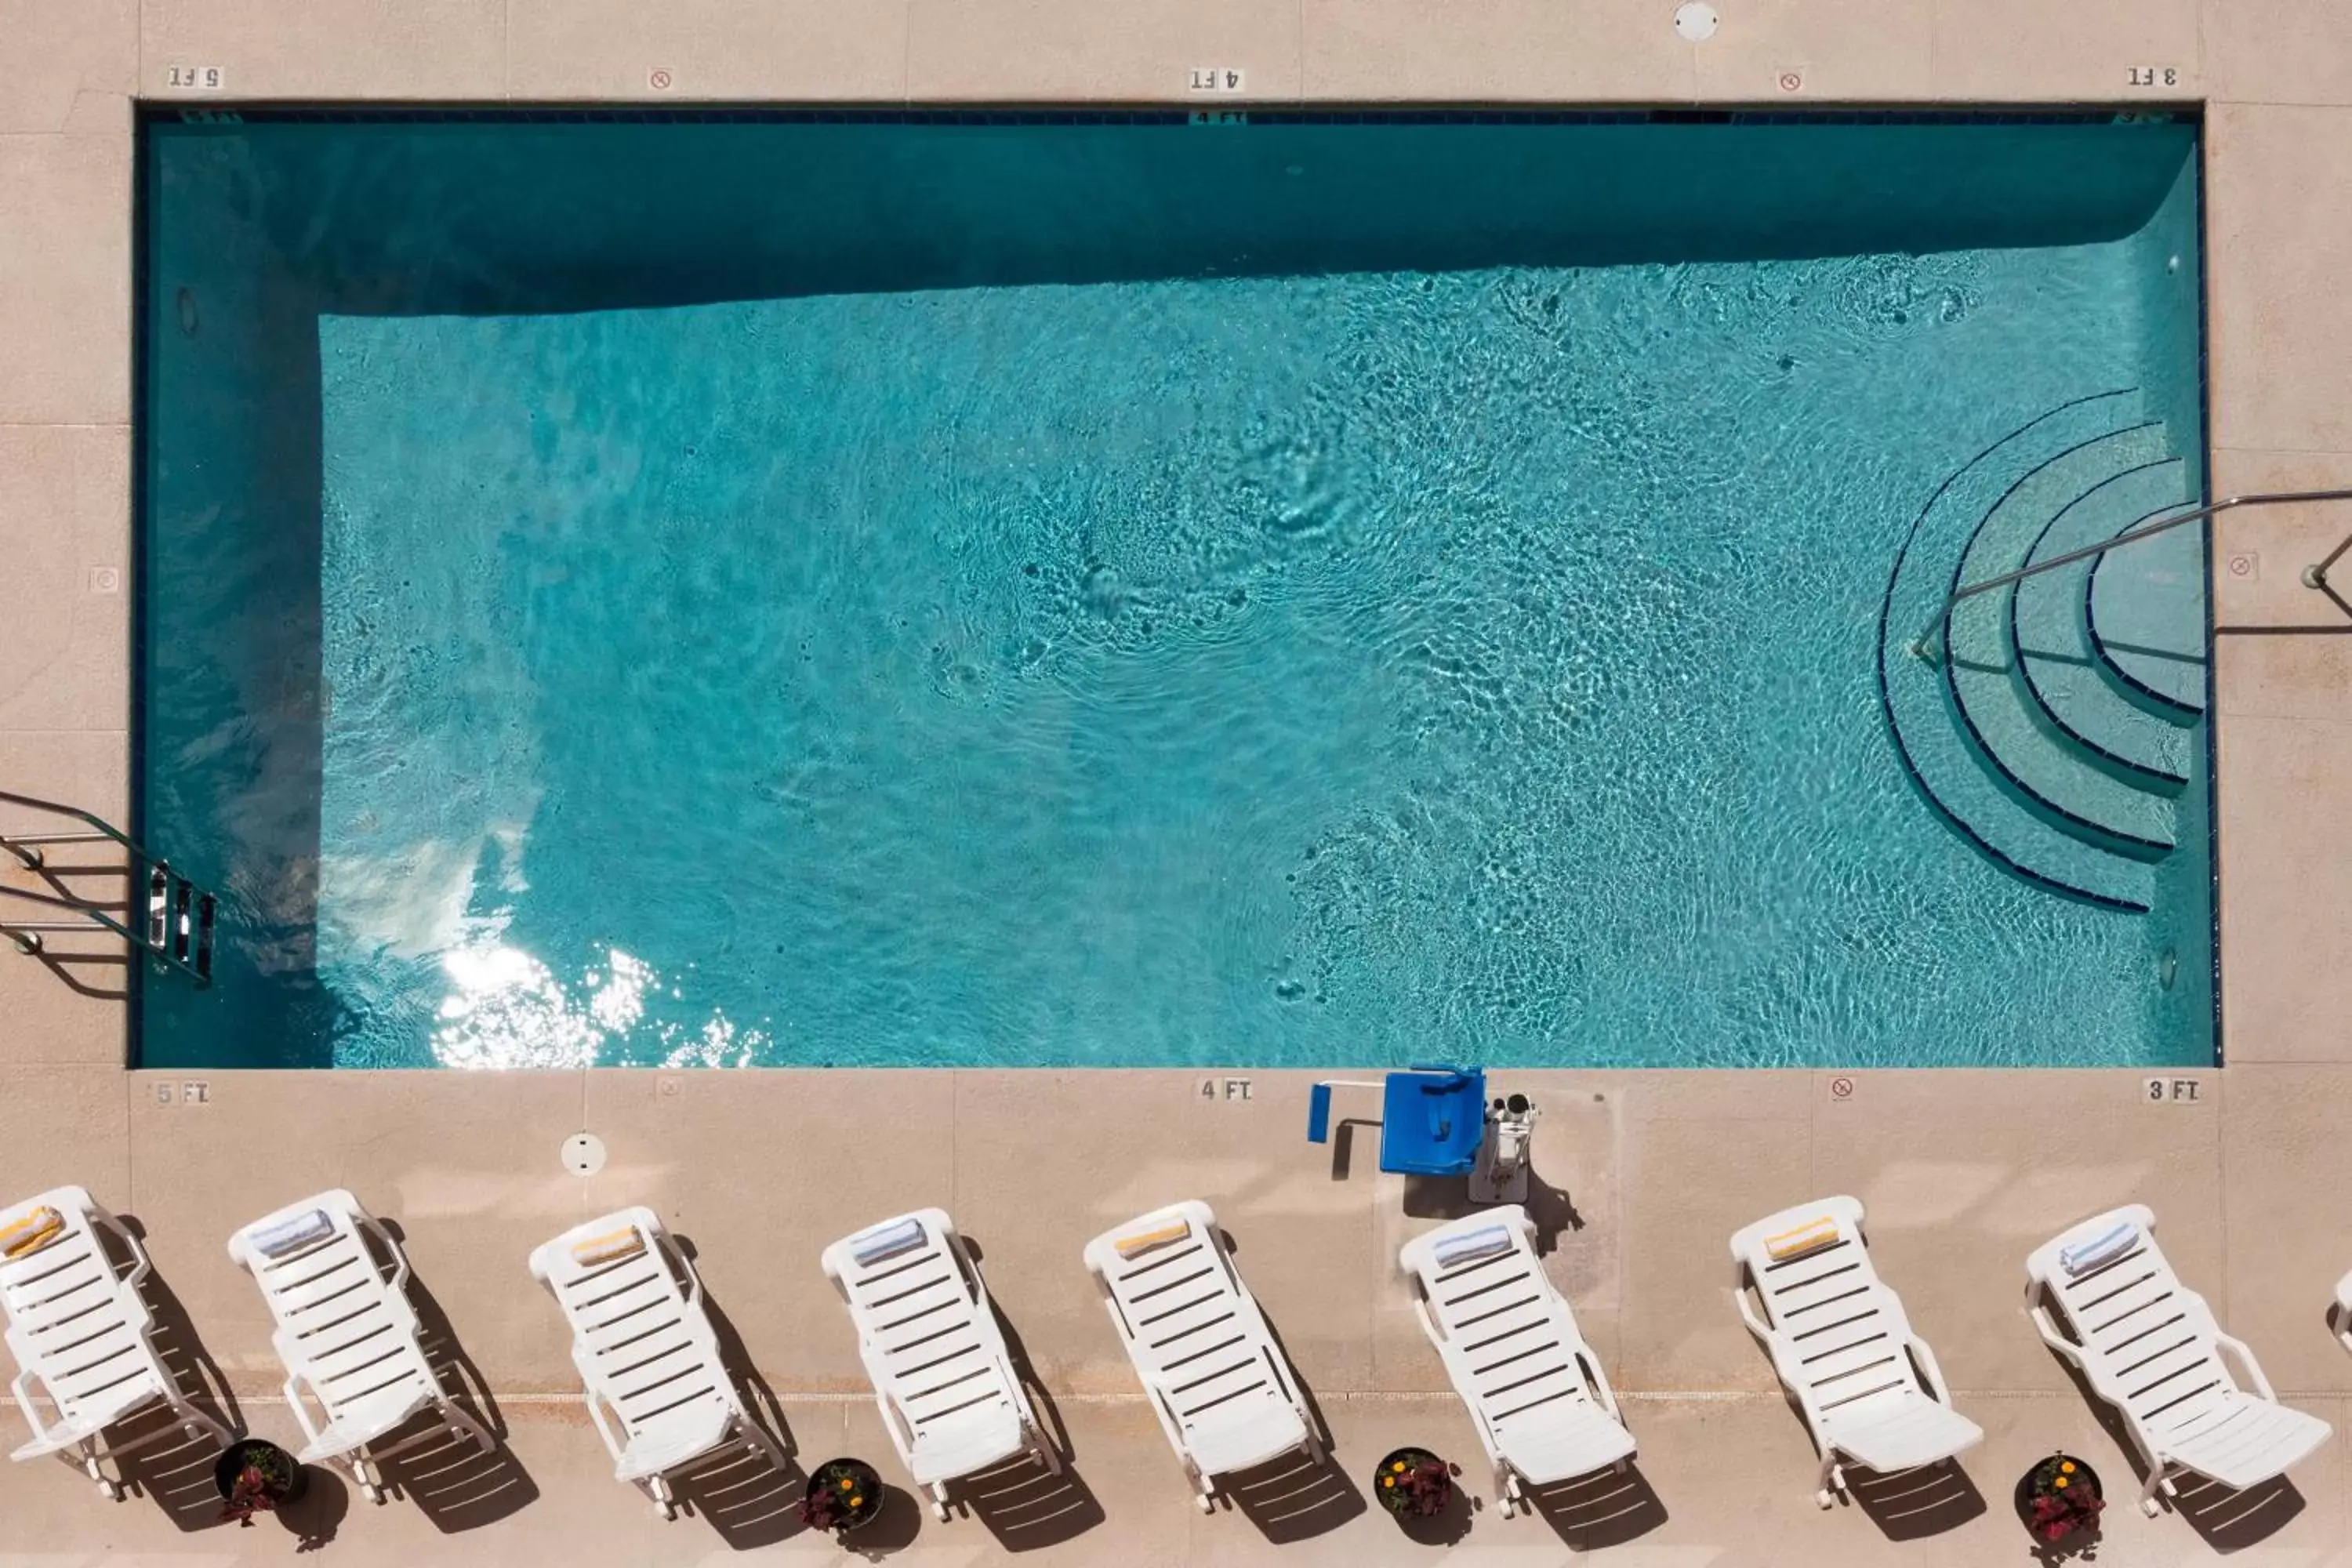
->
[0,786,143,869]
[0,789,161,958]
[1911,486,2352,658]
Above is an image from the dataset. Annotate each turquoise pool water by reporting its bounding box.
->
[137,114,2211,1069]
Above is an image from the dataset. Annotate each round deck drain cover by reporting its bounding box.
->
[561,1131,607,1177]
[1675,2,1719,40]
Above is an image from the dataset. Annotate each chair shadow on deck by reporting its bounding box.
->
[1528,1458,1669,1550]
[952,1238,1106,1552]
[1846,1456,1986,1541]
[364,1221,536,1534]
[108,1217,238,1532]
[2038,1339,2307,1554]
[666,1233,810,1550]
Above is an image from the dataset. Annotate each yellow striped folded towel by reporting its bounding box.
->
[571,1226,646,1268]
[1763,1217,1840,1261]
[1114,1221,1192,1260]
[0,1205,65,1261]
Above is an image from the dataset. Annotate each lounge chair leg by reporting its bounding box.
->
[931,1484,951,1523]
[2139,1464,2167,1519]
[1815,1451,1842,1509]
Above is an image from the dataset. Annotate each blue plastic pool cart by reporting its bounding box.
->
[1306,1065,1489,1178]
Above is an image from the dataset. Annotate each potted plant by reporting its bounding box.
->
[800,1456,884,1534]
[213,1437,304,1527]
[2017,1453,2103,1546]
[1372,1446,1455,1521]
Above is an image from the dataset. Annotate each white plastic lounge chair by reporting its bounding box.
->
[2027,1204,2330,1517]
[227,1189,492,1504]
[822,1208,1058,1521]
[529,1207,787,1519]
[0,1186,228,1497]
[1399,1205,1634,1517]
[1082,1200,1321,1511]
[1730,1196,1983,1508]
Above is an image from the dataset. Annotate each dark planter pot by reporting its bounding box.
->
[804,1457,885,1534]
[1373,1446,1454,1520]
[212,1438,307,1512]
[2013,1454,2104,1546]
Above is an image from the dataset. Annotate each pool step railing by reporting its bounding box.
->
[0,788,216,986]
[1911,485,2352,661]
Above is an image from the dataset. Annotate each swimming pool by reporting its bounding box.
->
[136,112,2211,1070]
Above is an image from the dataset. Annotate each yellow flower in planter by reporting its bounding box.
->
[2054,1476,2069,1489]
[850,1496,863,1508]
[2060,1461,2075,1475]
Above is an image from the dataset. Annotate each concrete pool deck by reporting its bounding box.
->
[7,2,2352,1561]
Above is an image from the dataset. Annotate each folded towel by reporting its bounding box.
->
[1432,1224,1514,1269]
[571,1225,648,1269]
[1763,1217,1841,1262]
[0,1206,64,1261]
[2060,1221,2139,1278]
[1113,1221,1192,1260]
[851,1217,928,1268]
[249,1207,336,1261]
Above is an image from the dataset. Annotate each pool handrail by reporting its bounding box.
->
[1911,485,2352,659]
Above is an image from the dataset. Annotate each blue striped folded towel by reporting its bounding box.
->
[1433,1224,1514,1269]
[250,1208,336,1261]
[2059,1221,2139,1278]
[851,1217,928,1268]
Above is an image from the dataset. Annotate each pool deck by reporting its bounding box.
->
[7,3,2352,1563]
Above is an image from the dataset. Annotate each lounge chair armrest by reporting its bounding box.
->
[1576,1348,1624,1424]
[1408,1286,1446,1348]
[2024,1290,2085,1367]
[9,1365,56,1448]
[282,1368,328,1450]
[91,1206,152,1290]
[1907,1334,1956,1406]
[1733,1283,1774,1345]
[581,1384,627,1465]
[665,1235,706,1308]
[2214,1332,2278,1403]
[354,1213,412,1296]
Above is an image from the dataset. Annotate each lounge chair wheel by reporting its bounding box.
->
[655,1499,675,1521]
[1497,1496,1515,1519]
[361,1483,383,1506]
[1815,1489,1835,1510]
[2140,1497,2161,1519]
[932,1499,951,1523]
[1196,1491,1216,1515]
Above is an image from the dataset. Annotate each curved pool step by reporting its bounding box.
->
[2016,481,2198,792]
[1946,423,2178,858]
[1878,390,2159,910]
[2089,517,2209,717]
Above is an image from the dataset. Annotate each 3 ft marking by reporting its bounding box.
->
[2127,66,2180,87]
[1199,1076,1254,1102]
[2144,1076,2203,1105]
[165,66,223,90]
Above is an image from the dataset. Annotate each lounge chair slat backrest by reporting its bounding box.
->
[1730,1197,1927,1426]
[1097,1217,1284,1427]
[2026,1206,2236,1436]
[227,1191,442,1425]
[1402,1208,1599,1434]
[822,1210,1018,1447]
[529,1208,735,1446]
[0,1189,163,1426]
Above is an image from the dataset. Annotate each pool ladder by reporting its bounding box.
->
[0,788,216,987]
